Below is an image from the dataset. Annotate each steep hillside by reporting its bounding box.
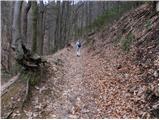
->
[86,3,159,118]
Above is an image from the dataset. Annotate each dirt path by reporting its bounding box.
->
[46,46,99,119]
[48,47,86,118]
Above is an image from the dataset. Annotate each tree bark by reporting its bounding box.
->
[11,1,24,61]
[11,1,23,50]
[22,1,31,46]
[31,1,38,53]
[38,1,45,55]
[54,1,61,52]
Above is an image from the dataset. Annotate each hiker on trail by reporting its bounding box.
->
[76,40,81,57]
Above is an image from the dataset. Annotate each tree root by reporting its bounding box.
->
[16,44,47,70]
[20,70,41,110]
[20,72,31,110]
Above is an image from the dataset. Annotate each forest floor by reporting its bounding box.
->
[3,42,149,119]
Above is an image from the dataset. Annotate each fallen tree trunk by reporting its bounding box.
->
[1,73,20,96]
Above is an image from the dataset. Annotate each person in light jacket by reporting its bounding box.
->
[75,40,81,57]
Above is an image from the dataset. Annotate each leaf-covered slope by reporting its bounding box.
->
[86,3,159,118]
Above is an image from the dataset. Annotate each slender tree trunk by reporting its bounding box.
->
[64,2,70,45]
[38,1,45,55]
[22,1,31,46]
[54,1,60,52]
[31,1,38,53]
[60,1,66,48]
[12,1,24,60]
[8,2,14,72]
[11,1,23,50]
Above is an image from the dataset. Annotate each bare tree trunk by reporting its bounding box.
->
[22,1,31,46]
[11,1,24,60]
[11,1,45,70]
[64,2,70,45]
[11,1,23,50]
[31,1,38,53]
[38,1,45,55]
[60,1,66,48]
[1,1,15,72]
[54,1,61,52]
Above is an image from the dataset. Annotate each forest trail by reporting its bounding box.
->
[48,46,86,118]
[22,45,102,119]
[19,47,97,118]
[19,42,142,119]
